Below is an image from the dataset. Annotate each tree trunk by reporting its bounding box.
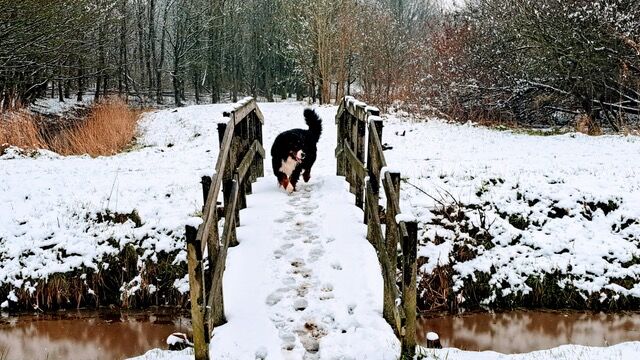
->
[77,62,84,101]
[57,77,64,102]
[95,76,101,101]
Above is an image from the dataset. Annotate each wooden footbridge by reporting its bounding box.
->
[184,96,418,359]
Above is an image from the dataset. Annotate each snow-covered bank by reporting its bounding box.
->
[382,118,640,310]
[1,104,225,308]
[418,341,640,360]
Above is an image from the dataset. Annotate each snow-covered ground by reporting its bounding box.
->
[419,341,640,360]
[29,97,93,116]
[1,104,223,306]
[382,118,640,308]
[3,100,640,359]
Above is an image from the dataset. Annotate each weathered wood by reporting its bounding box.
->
[365,181,402,336]
[343,96,372,123]
[256,120,264,177]
[209,176,239,327]
[217,123,227,149]
[385,172,401,261]
[383,171,409,239]
[196,120,235,251]
[336,96,419,353]
[201,176,212,208]
[336,101,347,177]
[223,98,259,125]
[254,105,265,124]
[372,118,383,143]
[190,97,267,348]
[186,225,209,360]
[368,121,388,180]
[237,140,264,183]
[401,221,418,357]
[355,114,366,209]
[344,142,367,180]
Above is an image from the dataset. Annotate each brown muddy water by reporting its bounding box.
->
[0,309,190,360]
[418,310,640,353]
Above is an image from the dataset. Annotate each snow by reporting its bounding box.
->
[426,332,439,341]
[419,342,640,360]
[382,117,640,305]
[166,333,192,346]
[29,97,93,116]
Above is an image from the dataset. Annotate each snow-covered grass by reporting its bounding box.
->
[0,103,224,309]
[382,117,640,311]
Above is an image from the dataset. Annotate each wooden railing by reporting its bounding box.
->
[335,96,418,357]
[185,97,265,360]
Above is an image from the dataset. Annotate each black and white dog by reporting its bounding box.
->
[270,109,322,193]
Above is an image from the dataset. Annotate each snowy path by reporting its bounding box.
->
[209,104,399,359]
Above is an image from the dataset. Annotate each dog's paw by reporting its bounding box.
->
[286,183,294,194]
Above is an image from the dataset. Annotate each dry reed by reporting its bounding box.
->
[0,99,141,157]
[0,110,46,151]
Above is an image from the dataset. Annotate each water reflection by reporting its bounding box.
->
[417,310,640,354]
[0,310,190,360]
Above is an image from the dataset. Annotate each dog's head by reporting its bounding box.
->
[289,149,305,164]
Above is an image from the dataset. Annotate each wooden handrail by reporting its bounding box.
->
[335,96,418,357]
[186,97,265,360]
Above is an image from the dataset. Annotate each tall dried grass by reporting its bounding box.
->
[0,99,141,157]
[49,100,141,156]
[0,110,46,151]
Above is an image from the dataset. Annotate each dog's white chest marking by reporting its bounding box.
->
[279,157,298,177]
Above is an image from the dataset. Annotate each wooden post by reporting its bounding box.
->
[257,119,264,177]
[248,113,257,184]
[355,116,366,209]
[401,221,418,357]
[186,225,209,360]
[201,176,211,211]
[336,100,345,177]
[217,123,226,149]
[229,172,240,247]
[386,172,401,261]
[372,118,383,150]
[366,180,402,336]
[349,114,357,198]
[240,116,252,198]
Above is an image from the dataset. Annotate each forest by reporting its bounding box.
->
[1,0,639,131]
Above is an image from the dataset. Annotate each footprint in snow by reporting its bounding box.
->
[308,247,324,263]
[280,242,294,250]
[347,303,357,315]
[294,298,308,311]
[255,347,268,360]
[266,292,282,306]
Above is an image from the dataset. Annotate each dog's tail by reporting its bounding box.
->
[304,108,322,143]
